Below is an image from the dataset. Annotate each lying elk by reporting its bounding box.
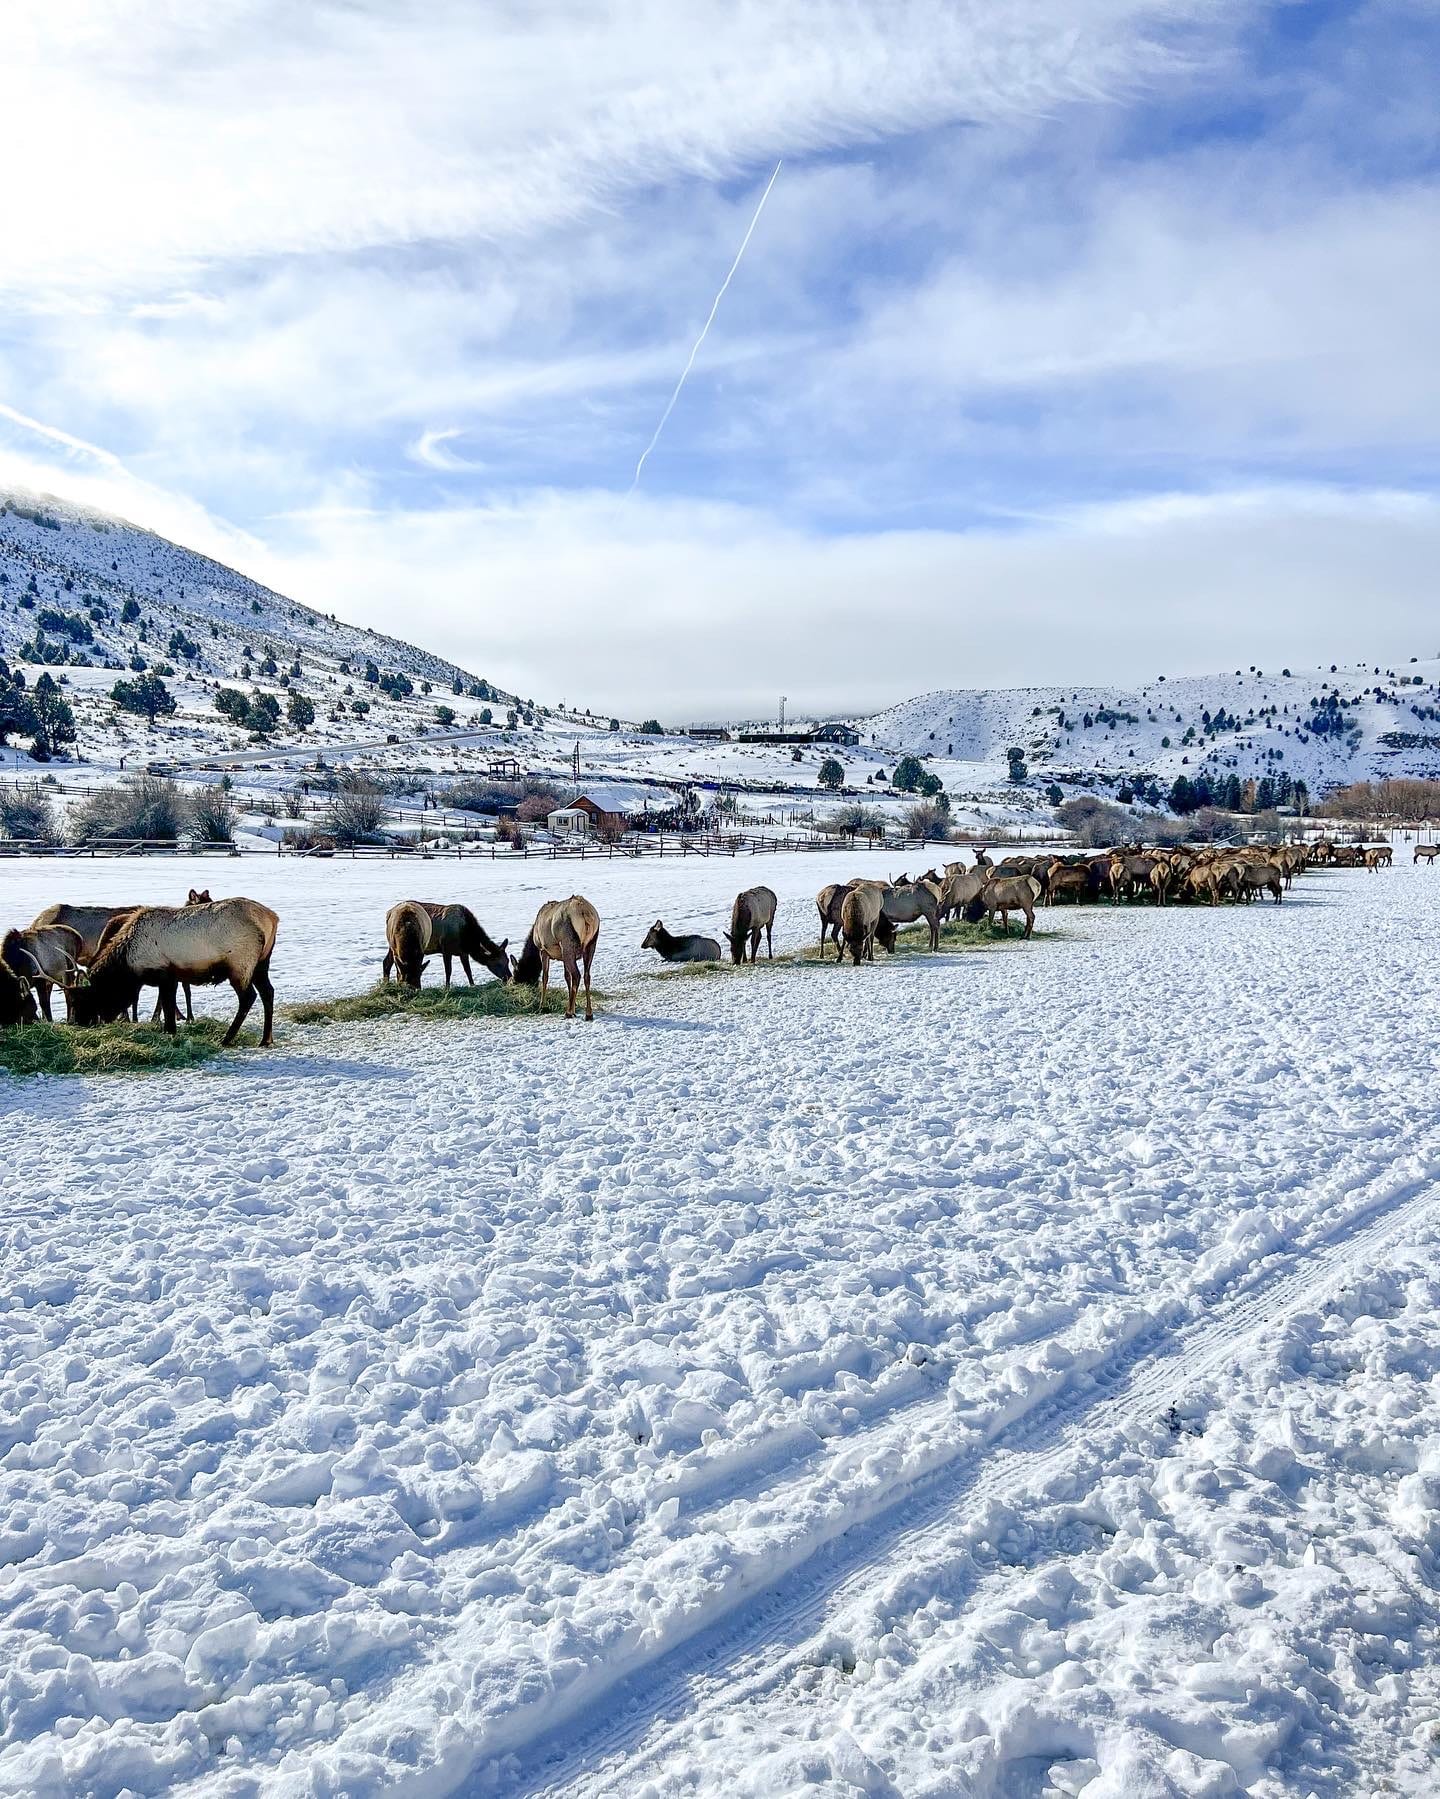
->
[642,920,722,963]
[383,901,511,988]
[964,874,1041,939]
[512,895,600,1020]
[729,885,777,964]
[73,898,279,1046]
[1,924,84,1020]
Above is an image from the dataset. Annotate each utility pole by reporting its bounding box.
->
[779,695,787,730]
[572,739,580,786]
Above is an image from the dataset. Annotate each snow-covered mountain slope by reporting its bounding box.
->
[869,660,1440,795]
[0,488,540,766]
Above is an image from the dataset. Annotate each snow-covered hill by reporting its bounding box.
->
[868,659,1440,798]
[0,488,539,768]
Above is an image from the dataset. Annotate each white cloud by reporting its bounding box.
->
[254,483,1440,717]
[3,0,1242,292]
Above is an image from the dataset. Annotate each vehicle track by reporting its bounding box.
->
[515,1164,1440,1796]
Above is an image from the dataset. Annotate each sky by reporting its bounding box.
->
[1,0,1438,721]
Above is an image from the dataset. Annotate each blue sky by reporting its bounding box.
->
[1,0,1438,717]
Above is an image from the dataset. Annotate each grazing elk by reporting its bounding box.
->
[642,920,722,963]
[383,901,511,987]
[839,881,886,965]
[73,898,279,1046]
[880,879,941,951]
[0,952,36,1027]
[512,895,600,1020]
[0,924,85,1021]
[1415,843,1440,865]
[964,874,1042,939]
[816,882,851,959]
[729,886,778,964]
[938,867,986,921]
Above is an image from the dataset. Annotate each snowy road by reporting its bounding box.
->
[3,858,1440,1796]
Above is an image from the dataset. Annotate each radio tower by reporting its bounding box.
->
[779,695,787,730]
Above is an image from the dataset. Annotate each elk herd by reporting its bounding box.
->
[0,834,1420,1043]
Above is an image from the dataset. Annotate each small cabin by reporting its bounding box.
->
[548,794,625,836]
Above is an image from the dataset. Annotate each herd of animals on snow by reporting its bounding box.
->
[0,836,1415,1043]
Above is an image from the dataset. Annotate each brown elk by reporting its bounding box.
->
[0,951,36,1027]
[964,874,1041,938]
[383,902,511,987]
[816,883,851,959]
[1415,843,1440,865]
[0,925,85,1021]
[729,886,777,963]
[839,882,885,964]
[74,898,279,1045]
[512,896,600,1020]
[880,880,940,951]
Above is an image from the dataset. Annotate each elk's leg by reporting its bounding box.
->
[442,950,453,988]
[158,976,180,1035]
[561,952,579,1019]
[538,956,550,1014]
[222,976,256,1046]
[382,950,394,983]
[1023,905,1034,939]
[183,980,194,1021]
[36,979,53,1023]
[765,920,773,959]
[581,935,597,1022]
[253,959,275,1046]
[460,952,475,985]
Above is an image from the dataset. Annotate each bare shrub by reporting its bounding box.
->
[516,794,555,824]
[282,787,307,820]
[189,788,238,843]
[827,802,887,836]
[0,780,60,844]
[322,774,388,844]
[903,799,952,841]
[72,775,186,843]
[1055,797,1137,848]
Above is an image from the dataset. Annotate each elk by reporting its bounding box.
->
[964,874,1041,938]
[729,886,777,963]
[839,882,886,965]
[382,902,511,987]
[1,925,85,1020]
[641,920,722,963]
[512,896,600,1020]
[73,898,279,1046]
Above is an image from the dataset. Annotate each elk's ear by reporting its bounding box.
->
[499,939,508,951]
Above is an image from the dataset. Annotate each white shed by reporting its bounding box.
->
[547,805,592,835]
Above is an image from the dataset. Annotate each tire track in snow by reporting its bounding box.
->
[516,1163,1440,1795]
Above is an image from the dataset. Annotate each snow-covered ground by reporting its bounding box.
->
[5,855,1440,1796]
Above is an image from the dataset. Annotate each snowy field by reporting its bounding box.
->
[4,858,1440,1796]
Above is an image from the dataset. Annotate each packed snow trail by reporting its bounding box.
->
[2,858,1438,1795]
[534,1161,1440,1795]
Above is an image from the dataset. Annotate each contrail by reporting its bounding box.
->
[629,160,782,494]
